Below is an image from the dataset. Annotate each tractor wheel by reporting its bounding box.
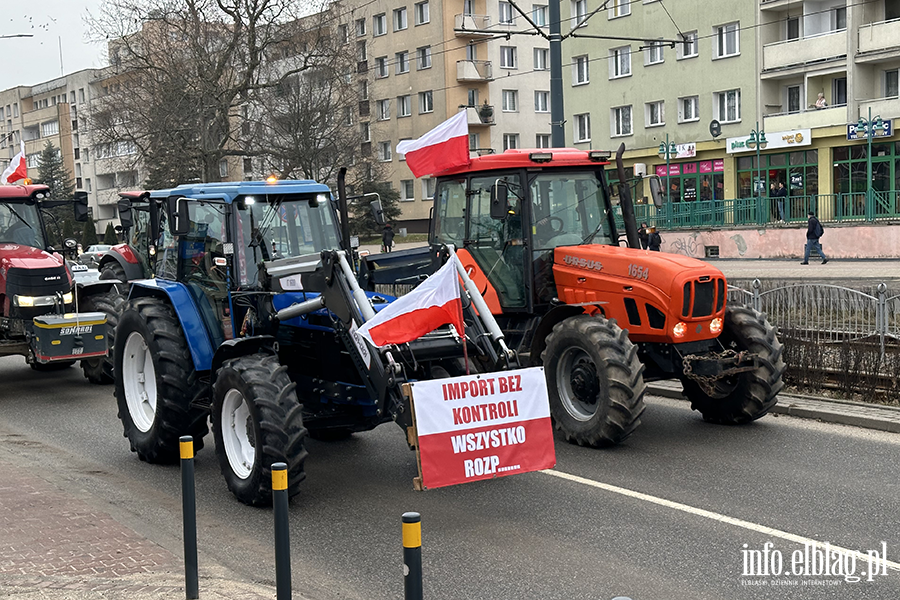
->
[541,316,646,447]
[31,360,75,371]
[100,262,128,282]
[681,305,785,424]
[80,290,125,384]
[212,353,308,506]
[114,297,208,463]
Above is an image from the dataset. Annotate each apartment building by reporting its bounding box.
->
[563,0,900,209]
[346,0,550,231]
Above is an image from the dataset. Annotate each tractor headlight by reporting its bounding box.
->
[709,317,723,335]
[14,295,35,307]
[673,321,687,338]
[149,245,157,256]
[62,292,74,305]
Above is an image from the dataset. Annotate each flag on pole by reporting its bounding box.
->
[1,141,27,185]
[356,258,463,347]
[396,110,469,178]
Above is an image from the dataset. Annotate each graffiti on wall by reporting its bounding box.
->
[667,233,701,257]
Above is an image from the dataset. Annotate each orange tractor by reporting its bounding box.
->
[361,147,785,446]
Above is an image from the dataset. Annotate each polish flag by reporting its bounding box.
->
[1,141,27,184]
[357,258,463,347]
[396,110,470,178]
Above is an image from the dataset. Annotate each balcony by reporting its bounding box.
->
[457,60,493,82]
[454,14,492,37]
[759,0,794,10]
[96,188,120,206]
[462,105,495,126]
[858,97,900,120]
[762,31,845,72]
[857,19,900,62]
[763,105,848,131]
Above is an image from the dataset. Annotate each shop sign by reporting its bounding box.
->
[846,119,893,141]
[674,143,696,158]
[726,129,812,154]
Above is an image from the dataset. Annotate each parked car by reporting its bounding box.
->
[79,244,113,267]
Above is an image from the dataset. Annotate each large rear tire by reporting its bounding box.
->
[681,305,785,424]
[80,290,125,384]
[212,354,308,506]
[541,316,646,447]
[100,261,128,283]
[114,297,208,463]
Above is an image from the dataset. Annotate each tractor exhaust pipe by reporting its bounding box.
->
[337,167,352,255]
[615,143,641,250]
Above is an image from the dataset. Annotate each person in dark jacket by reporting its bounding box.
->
[774,181,788,222]
[381,223,395,253]
[801,211,828,265]
[647,226,662,252]
[638,222,649,250]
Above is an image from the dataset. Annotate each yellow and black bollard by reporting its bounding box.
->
[179,436,199,600]
[272,462,291,600]
[402,512,423,600]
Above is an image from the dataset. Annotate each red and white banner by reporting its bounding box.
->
[410,367,555,489]
[1,141,27,184]
[396,110,470,178]
[356,258,463,347]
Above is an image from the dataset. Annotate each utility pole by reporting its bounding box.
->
[549,0,565,147]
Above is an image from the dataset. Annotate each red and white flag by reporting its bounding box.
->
[357,258,463,347]
[396,110,470,178]
[1,141,27,184]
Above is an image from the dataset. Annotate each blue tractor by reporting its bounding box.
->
[113,179,514,506]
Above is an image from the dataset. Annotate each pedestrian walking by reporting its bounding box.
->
[638,222,649,250]
[800,211,828,265]
[381,223,395,253]
[647,226,662,252]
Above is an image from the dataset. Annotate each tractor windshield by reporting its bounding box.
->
[0,201,46,249]
[235,194,340,286]
[528,171,613,250]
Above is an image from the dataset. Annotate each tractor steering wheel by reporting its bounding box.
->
[547,216,565,235]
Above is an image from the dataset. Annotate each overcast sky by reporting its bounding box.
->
[0,1,106,91]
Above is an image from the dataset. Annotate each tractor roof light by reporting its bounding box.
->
[529,152,553,163]
[673,321,687,338]
[588,150,612,161]
[709,317,724,335]
[266,174,278,184]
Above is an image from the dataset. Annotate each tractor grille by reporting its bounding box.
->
[692,281,715,317]
[682,277,721,318]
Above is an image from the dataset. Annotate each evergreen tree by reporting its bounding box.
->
[82,222,100,248]
[36,141,76,247]
[103,222,118,244]
[62,219,75,242]
[349,181,402,237]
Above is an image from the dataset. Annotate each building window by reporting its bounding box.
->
[343,106,354,125]
[536,134,550,148]
[533,5,548,26]
[499,1,515,24]
[503,133,520,150]
[378,141,392,161]
[339,24,350,43]
[574,113,591,142]
[86,177,91,192]
[534,48,549,70]
[466,42,477,61]
[469,132,480,150]
[373,13,387,36]
[419,90,434,113]
[834,6,846,30]
[787,16,800,40]
[243,158,253,173]
[677,31,698,59]
[377,99,391,120]
[41,121,59,137]
[500,46,517,69]
[714,89,741,123]
[417,46,432,69]
[611,105,632,137]
[609,46,630,78]
[415,1,430,25]
[886,69,899,98]
[714,22,739,59]
[361,121,371,142]
[401,179,415,201]
[357,41,367,62]
[375,56,388,78]
[78,88,85,103]
[572,0,587,28]
[678,96,699,123]
[360,80,368,100]
[422,177,435,199]
[645,41,664,65]
[609,0,630,18]
[833,77,847,105]
[502,89,518,112]
[534,90,549,113]
[395,51,409,74]
[645,101,664,127]
[398,95,411,117]
[573,55,589,84]
[219,159,228,179]
[394,7,408,31]
[787,85,801,114]
[356,18,366,36]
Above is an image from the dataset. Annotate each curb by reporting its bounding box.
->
[646,383,900,434]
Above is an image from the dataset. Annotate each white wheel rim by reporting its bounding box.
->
[221,389,255,480]
[122,331,157,432]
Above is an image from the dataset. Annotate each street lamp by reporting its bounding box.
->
[857,107,885,218]
[745,121,768,221]
[658,134,677,200]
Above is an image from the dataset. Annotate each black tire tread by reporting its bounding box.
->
[100,262,128,282]
[80,290,125,384]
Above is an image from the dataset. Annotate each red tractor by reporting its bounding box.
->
[362,147,785,446]
[0,185,109,372]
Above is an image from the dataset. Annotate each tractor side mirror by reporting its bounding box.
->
[647,176,665,209]
[370,198,385,226]
[167,196,191,236]
[73,192,89,222]
[490,179,510,220]
[117,198,134,230]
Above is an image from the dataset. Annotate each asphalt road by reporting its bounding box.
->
[1,355,899,600]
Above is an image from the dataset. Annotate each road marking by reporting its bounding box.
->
[541,469,900,573]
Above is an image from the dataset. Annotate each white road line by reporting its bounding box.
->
[541,469,900,573]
